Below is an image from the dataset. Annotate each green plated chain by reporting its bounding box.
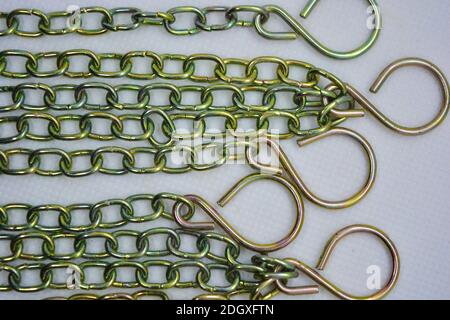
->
[0,181,399,299]
[0,82,336,113]
[0,227,265,293]
[46,290,170,300]
[0,217,399,299]
[0,50,358,148]
[0,256,294,294]
[0,228,242,262]
[0,85,350,145]
[0,50,337,83]
[0,2,382,59]
[0,192,297,294]
[0,141,247,176]
[0,193,197,232]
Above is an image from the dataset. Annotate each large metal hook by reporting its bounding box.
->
[246,128,377,209]
[254,1,382,59]
[271,224,400,300]
[346,58,450,135]
[173,173,304,252]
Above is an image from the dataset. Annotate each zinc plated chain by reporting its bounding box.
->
[0,224,400,300]
[0,196,291,293]
[0,193,199,232]
[0,226,244,263]
[0,50,334,84]
[0,140,265,177]
[0,200,296,294]
[0,191,399,299]
[0,84,351,146]
[0,82,332,112]
[46,290,169,300]
[0,256,295,293]
[0,2,382,59]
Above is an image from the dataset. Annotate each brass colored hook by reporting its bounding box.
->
[254,1,382,59]
[246,129,377,209]
[347,58,450,135]
[173,173,304,252]
[274,224,400,300]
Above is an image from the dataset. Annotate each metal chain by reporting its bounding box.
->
[0,243,296,294]
[0,82,335,112]
[0,142,250,176]
[0,193,197,232]
[0,2,404,300]
[0,259,246,293]
[0,50,334,84]
[46,290,170,300]
[0,6,281,38]
[0,228,243,263]
[0,50,356,146]
[0,188,299,295]
[0,191,399,299]
[0,108,345,145]
[0,257,295,293]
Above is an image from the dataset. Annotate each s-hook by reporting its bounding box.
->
[254,0,382,59]
[270,224,400,300]
[173,173,304,253]
[246,128,377,209]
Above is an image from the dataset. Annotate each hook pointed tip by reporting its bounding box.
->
[299,12,308,19]
[369,84,380,93]
[299,0,318,19]
[315,265,324,271]
[315,258,327,270]
[216,199,226,208]
[297,137,313,147]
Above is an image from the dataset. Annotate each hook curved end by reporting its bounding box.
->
[348,57,450,135]
[296,128,376,209]
[173,194,215,231]
[315,224,400,300]
[278,224,400,300]
[316,224,399,271]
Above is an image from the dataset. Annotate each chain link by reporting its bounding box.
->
[0,194,398,298]
[0,252,295,293]
[0,259,240,292]
[0,193,197,232]
[0,2,408,301]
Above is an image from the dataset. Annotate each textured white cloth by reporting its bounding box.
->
[0,0,449,299]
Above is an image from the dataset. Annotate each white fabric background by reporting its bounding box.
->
[0,0,449,300]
